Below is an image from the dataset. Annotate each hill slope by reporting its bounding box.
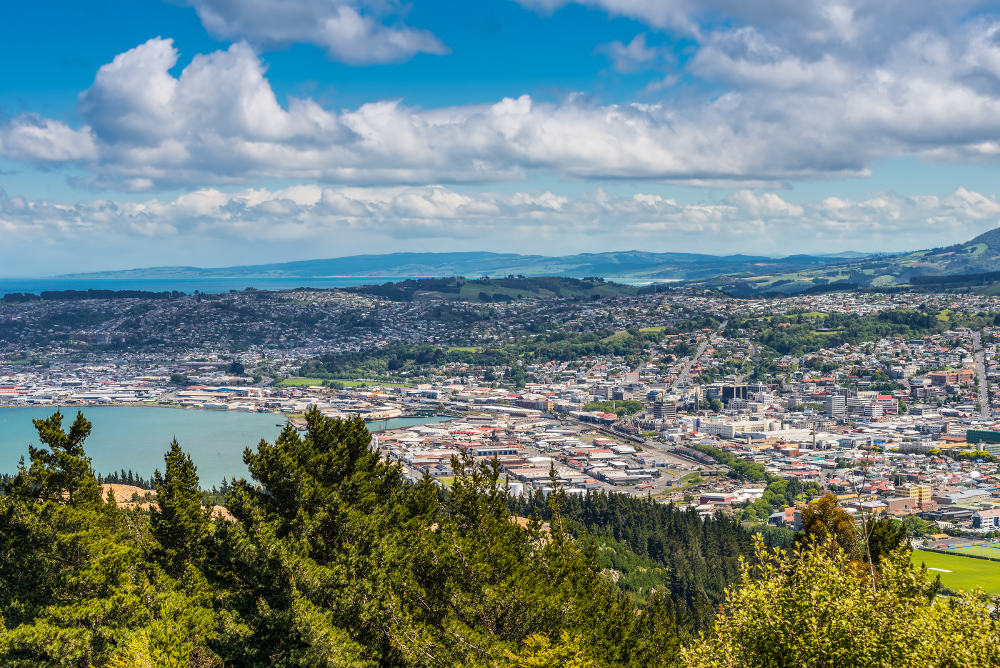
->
[693,226,1000,295]
[58,250,860,282]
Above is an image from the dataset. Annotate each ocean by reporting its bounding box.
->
[0,406,449,486]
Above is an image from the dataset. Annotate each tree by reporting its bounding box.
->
[796,493,863,561]
[151,438,210,574]
[0,412,217,665]
[865,516,908,566]
[227,360,245,376]
[708,398,724,413]
[681,536,1000,667]
[5,410,101,507]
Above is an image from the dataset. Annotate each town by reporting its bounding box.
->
[5,284,1000,547]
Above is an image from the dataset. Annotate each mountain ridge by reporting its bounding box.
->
[57,250,864,282]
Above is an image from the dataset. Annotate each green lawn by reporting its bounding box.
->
[950,545,1000,559]
[276,377,327,386]
[911,549,1000,594]
[445,346,483,353]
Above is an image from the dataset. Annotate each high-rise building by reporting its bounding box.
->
[826,394,846,417]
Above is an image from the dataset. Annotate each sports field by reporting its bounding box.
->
[911,549,1000,594]
[951,545,1000,559]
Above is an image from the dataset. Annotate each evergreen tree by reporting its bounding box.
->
[151,438,210,574]
[796,493,863,561]
[5,410,101,507]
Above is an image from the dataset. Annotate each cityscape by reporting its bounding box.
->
[6,0,1000,664]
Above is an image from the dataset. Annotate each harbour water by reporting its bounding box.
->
[0,406,449,485]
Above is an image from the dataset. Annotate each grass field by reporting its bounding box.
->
[276,377,327,386]
[951,545,1000,559]
[911,549,1000,594]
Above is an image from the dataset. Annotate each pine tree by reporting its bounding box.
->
[5,410,101,507]
[151,438,210,573]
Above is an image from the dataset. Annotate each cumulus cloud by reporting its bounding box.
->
[184,0,447,64]
[596,34,665,73]
[7,5,1000,189]
[0,114,97,162]
[3,185,999,259]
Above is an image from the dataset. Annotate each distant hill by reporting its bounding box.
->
[691,225,1000,295]
[59,250,862,283]
[341,276,641,301]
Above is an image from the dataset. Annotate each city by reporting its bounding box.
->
[6,285,1000,546]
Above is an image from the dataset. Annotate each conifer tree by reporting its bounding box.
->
[152,438,210,573]
[5,410,101,507]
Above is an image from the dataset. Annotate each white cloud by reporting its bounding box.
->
[0,114,97,162]
[7,6,1000,190]
[596,34,665,73]
[185,0,447,64]
[2,185,998,260]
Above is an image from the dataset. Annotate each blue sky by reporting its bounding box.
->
[3,0,1000,274]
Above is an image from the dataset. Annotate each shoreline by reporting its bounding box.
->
[0,402,452,425]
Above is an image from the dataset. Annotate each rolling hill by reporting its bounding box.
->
[691,226,1000,295]
[58,250,861,283]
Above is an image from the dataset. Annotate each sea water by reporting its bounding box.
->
[0,406,448,485]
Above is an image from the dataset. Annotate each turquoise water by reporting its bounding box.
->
[0,407,448,486]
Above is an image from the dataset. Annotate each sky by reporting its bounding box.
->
[4,1,1000,274]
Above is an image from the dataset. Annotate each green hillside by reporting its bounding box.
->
[693,226,1000,295]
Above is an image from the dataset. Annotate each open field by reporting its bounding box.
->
[950,545,1000,559]
[276,377,327,386]
[911,549,1000,594]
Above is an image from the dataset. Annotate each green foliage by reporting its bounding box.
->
[796,493,864,561]
[152,439,211,575]
[737,478,822,523]
[513,490,752,633]
[5,410,102,507]
[0,414,217,666]
[692,444,770,482]
[0,409,840,666]
[865,516,909,566]
[682,536,1000,667]
[729,308,987,356]
[582,400,644,416]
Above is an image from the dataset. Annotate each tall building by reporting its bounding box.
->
[900,485,932,505]
[826,394,846,417]
[653,401,677,419]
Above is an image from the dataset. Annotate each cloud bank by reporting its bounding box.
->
[2,185,997,254]
[2,5,1000,190]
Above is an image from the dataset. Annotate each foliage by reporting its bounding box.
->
[682,536,1000,667]
[0,414,217,666]
[5,410,102,507]
[151,439,211,575]
[513,490,752,633]
[737,478,822,523]
[692,444,770,482]
[582,400,644,416]
[727,308,990,356]
[796,493,864,561]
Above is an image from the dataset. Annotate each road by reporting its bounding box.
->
[671,320,727,391]
[973,330,991,419]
